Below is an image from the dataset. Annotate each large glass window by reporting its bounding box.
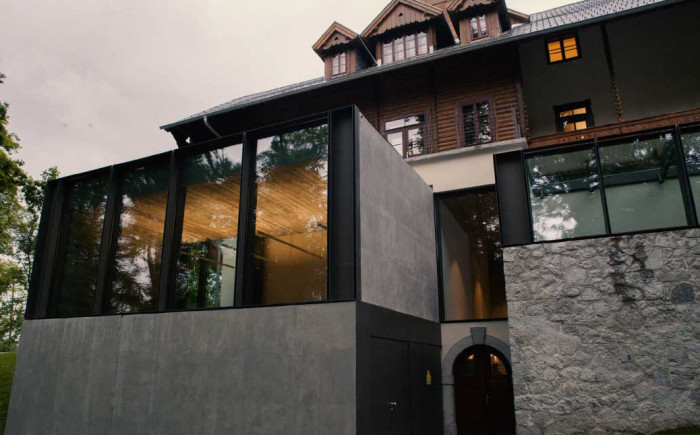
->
[681,127,700,218]
[600,133,687,233]
[438,187,506,321]
[173,144,243,310]
[108,160,170,314]
[526,147,607,241]
[249,124,329,305]
[52,176,109,317]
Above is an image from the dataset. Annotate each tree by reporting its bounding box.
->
[0,70,59,350]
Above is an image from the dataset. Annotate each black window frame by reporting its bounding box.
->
[382,113,429,158]
[554,99,595,133]
[458,98,494,147]
[546,33,582,64]
[28,107,360,319]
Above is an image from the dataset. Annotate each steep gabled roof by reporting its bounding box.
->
[446,0,498,12]
[313,22,359,54]
[361,0,443,38]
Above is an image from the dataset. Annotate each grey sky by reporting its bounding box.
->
[0,0,570,178]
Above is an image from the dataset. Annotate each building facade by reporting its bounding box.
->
[7,0,700,434]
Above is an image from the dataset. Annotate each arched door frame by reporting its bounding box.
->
[441,328,512,435]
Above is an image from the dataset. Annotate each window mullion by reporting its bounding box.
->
[593,138,612,235]
[93,166,120,315]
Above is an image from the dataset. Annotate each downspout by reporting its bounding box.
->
[203,114,222,138]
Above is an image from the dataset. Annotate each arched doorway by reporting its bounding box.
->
[453,345,515,435]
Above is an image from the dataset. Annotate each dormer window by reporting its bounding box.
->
[382,31,428,65]
[470,15,488,40]
[331,52,347,76]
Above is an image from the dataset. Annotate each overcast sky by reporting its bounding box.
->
[1,0,570,178]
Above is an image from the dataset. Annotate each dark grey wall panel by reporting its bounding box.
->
[6,303,356,435]
[357,114,439,322]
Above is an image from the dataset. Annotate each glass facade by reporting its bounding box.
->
[599,133,687,233]
[173,144,243,310]
[108,160,170,314]
[525,147,606,241]
[53,176,109,317]
[250,124,329,305]
[438,187,506,321]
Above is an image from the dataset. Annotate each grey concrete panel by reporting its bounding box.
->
[357,114,439,322]
[6,302,356,435]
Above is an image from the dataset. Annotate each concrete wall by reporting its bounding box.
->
[358,114,440,322]
[504,229,700,434]
[519,26,619,138]
[608,0,700,121]
[6,303,356,435]
[408,139,526,193]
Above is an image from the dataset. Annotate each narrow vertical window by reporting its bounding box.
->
[405,34,416,58]
[173,144,243,310]
[52,175,109,317]
[249,124,329,305]
[108,160,170,314]
[461,100,492,146]
[395,36,405,61]
[417,31,428,55]
[331,52,346,76]
[547,34,581,63]
[383,40,393,65]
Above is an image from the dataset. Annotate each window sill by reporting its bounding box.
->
[405,138,527,163]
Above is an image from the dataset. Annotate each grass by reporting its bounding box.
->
[655,428,700,435]
[0,352,16,434]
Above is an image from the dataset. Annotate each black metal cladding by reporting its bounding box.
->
[496,123,700,247]
[26,107,359,319]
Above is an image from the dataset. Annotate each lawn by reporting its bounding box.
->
[0,352,16,434]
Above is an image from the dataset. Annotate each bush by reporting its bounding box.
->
[0,352,16,433]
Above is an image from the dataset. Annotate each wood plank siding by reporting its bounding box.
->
[377,4,438,35]
[178,46,523,154]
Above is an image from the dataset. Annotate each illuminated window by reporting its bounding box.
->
[382,31,428,65]
[384,114,427,157]
[554,100,593,133]
[470,15,488,40]
[547,34,580,63]
[331,52,346,76]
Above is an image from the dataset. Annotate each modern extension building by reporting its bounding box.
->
[6,0,700,433]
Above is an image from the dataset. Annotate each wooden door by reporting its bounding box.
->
[453,345,515,435]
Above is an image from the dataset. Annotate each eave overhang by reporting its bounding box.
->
[313,22,359,56]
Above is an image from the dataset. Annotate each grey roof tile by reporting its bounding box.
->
[162,0,677,130]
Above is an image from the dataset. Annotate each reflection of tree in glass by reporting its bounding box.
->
[681,131,700,175]
[110,164,169,313]
[56,177,108,316]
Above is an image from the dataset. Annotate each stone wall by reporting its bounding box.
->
[504,229,700,434]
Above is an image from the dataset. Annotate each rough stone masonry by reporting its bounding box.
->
[504,229,700,434]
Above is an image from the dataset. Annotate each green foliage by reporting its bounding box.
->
[654,428,700,435]
[0,352,17,433]
[0,71,59,350]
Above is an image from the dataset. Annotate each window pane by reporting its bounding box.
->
[471,18,479,39]
[479,15,487,36]
[563,37,579,59]
[251,124,329,305]
[53,176,108,317]
[406,34,416,58]
[418,32,428,54]
[526,147,606,241]
[332,55,339,75]
[600,133,688,233]
[681,128,700,218]
[395,37,405,61]
[407,127,424,157]
[109,160,170,313]
[548,41,563,62]
[439,189,506,321]
[383,41,393,64]
[174,144,243,310]
[385,119,405,131]
[387,132,404,155]
[463,105,476,145]
[476,101,491,143]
